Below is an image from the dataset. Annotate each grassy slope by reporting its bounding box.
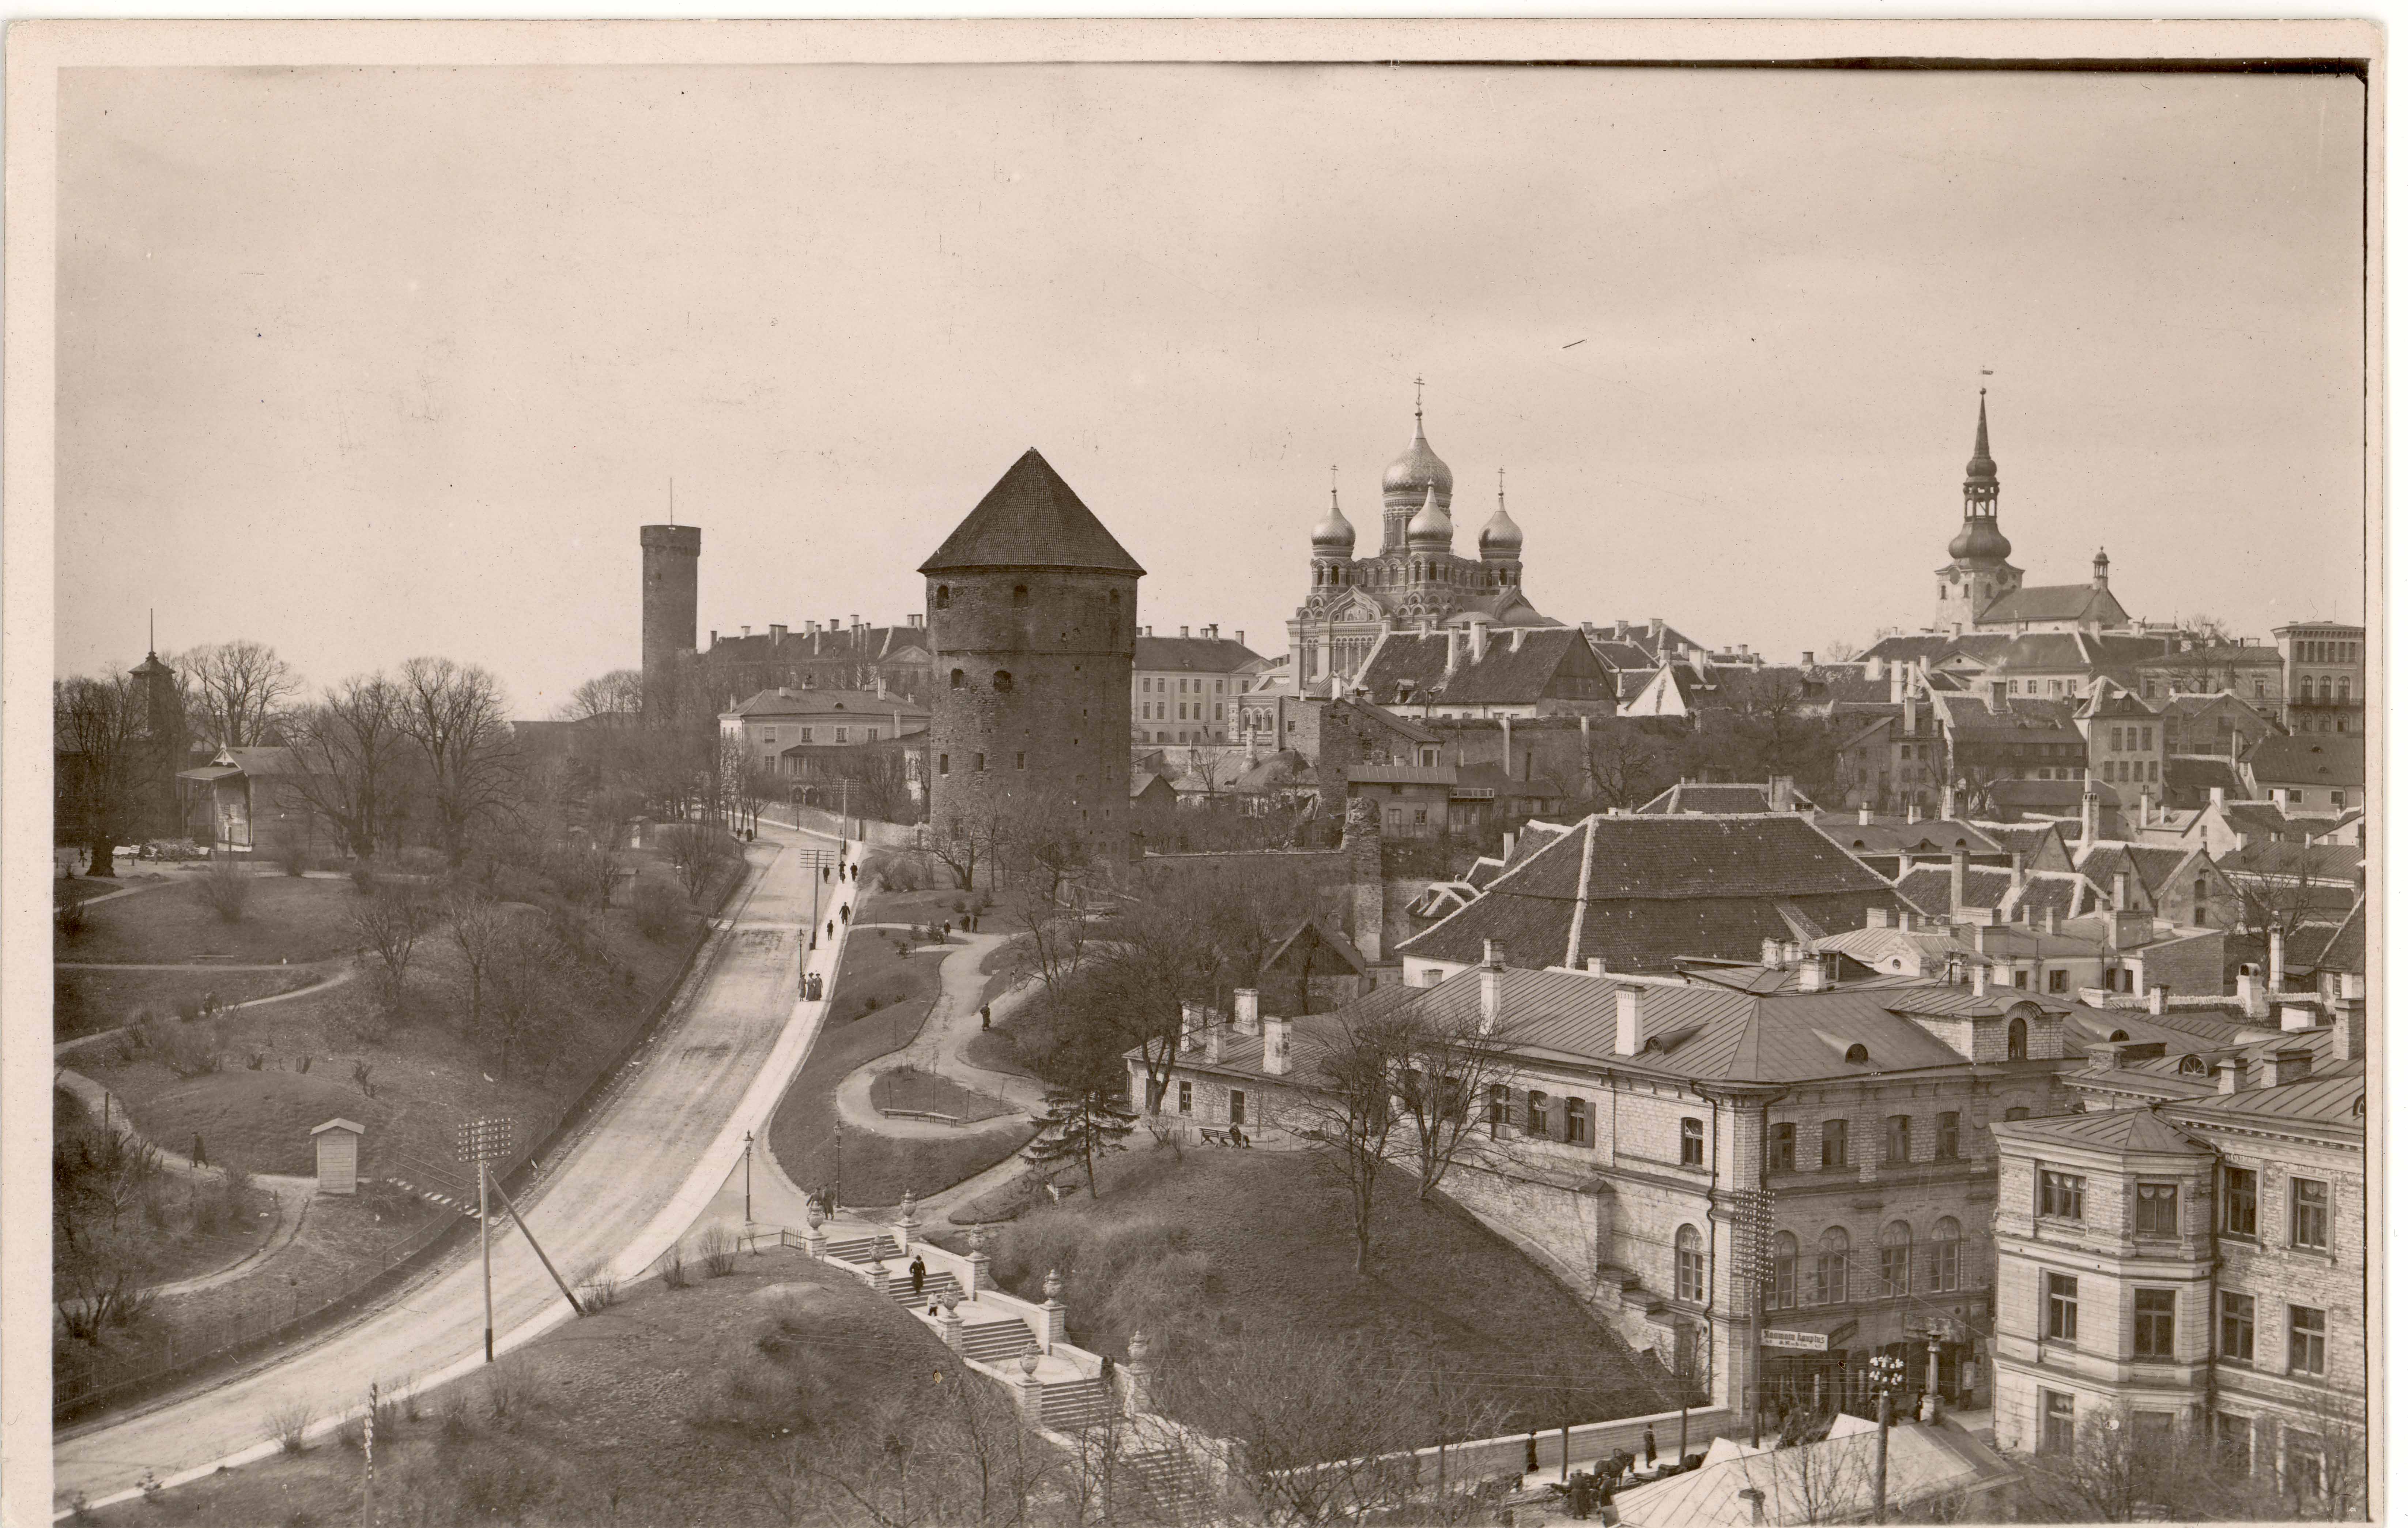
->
[58,874,364,966]
[55,967,316,1041]
[88,1250,970,1528]
[868,1067,1016,1122]
[935,1146,1676,1435]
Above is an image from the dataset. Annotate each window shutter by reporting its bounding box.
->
[1548,1097,1567,1143]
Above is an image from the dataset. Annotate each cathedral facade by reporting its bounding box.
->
[1286,395,1555,692]
[1930,394,2132,636]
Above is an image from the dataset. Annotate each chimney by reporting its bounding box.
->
[1908,801,1922,824]
[2112,870,2131,912]
[2147,985,2167,1015]
[1770,776,1795,813]
[1782,939,1802,966]
[1204,624,1218,640]
[2009,851,2026,896]
[1180,626,1190,639]
[1950,848,1968,916]
[2215,1058,2243,1094]
[1586,957,1608,978]
[1479,940,1506,1034]
[1866,907,1891,930]
[2080,790,2099,847]
[741,625,752,638]
[1762,937,1784,968]
[1511,627,1528,653]
[2279,1004,2319,1032]
[1233,987,1260,1036]
[1649,617,1665,642]
[2045,904,2060,935]
[1890,661,1906,704]
[1235,630,1244,646]
[909,612,924,628]
[1204,1018,1225,1064]
[1445,626,1464,677]
[2267,929,2287,991]
[1864,653,1882,681]
[2270,1048,2313,1086]
[770,624,787,643]
[1903,692,1918,738]
[1467,617,1490,663]
[1262,1015,1292,1076]
[1859,806,1873,825]
[777,685,790,699]
[1973,963,1989,997]
[1179,1002,1203,1053]
[1941,783,1958,821]
[709,629,718,646]
[2236,965,2268,1020]
[1616,987,1643,1056]
[1801,650,1814,667]
[2332,988,2363,1062]
[1798,953,1830,993]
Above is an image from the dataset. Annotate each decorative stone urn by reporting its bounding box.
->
[1042,1268,1065,1304]
[1019,1350,1041,1377]
[804,1200,825,1230]
[940,1288,961,1313]
[1128,1328,1151,1366]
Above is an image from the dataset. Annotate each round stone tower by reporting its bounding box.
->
[921,449,1143,864]
[640,523,702,721]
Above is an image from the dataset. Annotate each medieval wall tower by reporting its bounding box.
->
[639,522,702,720]
[921,449,1143,863]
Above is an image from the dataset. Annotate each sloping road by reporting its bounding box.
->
[52,823,853,1514]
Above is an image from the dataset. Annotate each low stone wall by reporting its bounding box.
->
[1275,1403,1739,1495]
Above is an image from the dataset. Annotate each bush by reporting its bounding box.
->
[695,1224,739,1279]
[266,1398,316,1454]
[278,835,312,877]
[629,876,686,940]
[438,1383,476,1441]
[657,1242,690,1289]
[483,1356,535,1423]
[198,855,253,923]
[577,1264,622,1313]
[141,1015,222,1079]
[351,862,378,896]
[863,849,932,892]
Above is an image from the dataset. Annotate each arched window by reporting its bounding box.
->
[2178,1055,2208,1076]
[1880,1221,1913,1297]
[1769,1231,1799,1311]
[2007,1016,2029,1061]
[932,584,951,609]
[1844,1043,1870,1065]
[1012,584,1030,607]
[1815,1228,1850,1305]
[2338,678,2351,704]
[2109,1030,2128,1043]
[992,671,1014,693]
[2318,676,2333,701]
[1675,1225,1705,1303]
[2003,1106,2030,1121]
[950,669,965,689]
[1931,1217,1961,1291]
[1486,1083,1507,1134]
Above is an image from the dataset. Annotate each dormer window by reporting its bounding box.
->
[1844,1043,1870,1065]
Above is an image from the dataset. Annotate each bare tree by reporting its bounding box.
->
[1390,1010,1522,1204]
[930,798,1002,892]
[561,668,646,725]
[286,673,415,859]
[54,673,148,877]
[395,656,518,865]
[1576,720,1670,811]
[349,884,431,1008]
[657,820,741,903]
[2219,839,2357,946]
[2019,1410,2276,1523]
[178,638,299,748]
[449,893,511,1037]
[1292,1013,1414,1275]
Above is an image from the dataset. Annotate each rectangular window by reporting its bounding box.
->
[2047,968,2068,993]
[1565,1098,1590,1146]
[2040,1169,2086,1222]
[1771,1249,1795,1311]
[2046,1273,2080,1343]
[2134,1288,2176,1359]
[1015,752,1026,769]
[798,726,814,743]
[1885,1114,1912,1163]
[1677,1241,1705,1303]
[834,726,849,744]
[1933,1234,1959,1291]
[2214,1413,2253,1475]
[1680,1118,1705,1166]
[2221,1292,2256,1363]
[1526,1091,1547,1133]
[1821,1118,1848,1170]
[2042,1390,2076,1455]
[1768,1122,1796,1173]
[2224,1166,2258,1237]
[2287,1306,2325,1375]
[973,752,985,771]
[937,753,949,776]
[2136,1181,2180,1238]
[1177,1081,1192,1114]
[2291,1178,2329,1250]
[2284,1431,2325,1501]
[1229,1091,1246,1127]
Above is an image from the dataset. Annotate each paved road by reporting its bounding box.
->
[52,823,854,1514]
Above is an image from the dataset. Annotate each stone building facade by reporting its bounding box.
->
[921,449,1143,863]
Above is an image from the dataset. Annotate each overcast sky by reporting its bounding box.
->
[56,63,2366,713]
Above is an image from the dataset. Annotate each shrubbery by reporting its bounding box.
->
[629,876,687,940]
[198,855,253,923]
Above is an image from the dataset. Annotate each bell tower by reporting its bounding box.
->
[1934,391,2022,634]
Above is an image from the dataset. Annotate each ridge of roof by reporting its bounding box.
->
[920,449,1146,575]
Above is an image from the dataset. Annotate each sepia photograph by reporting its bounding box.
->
[5,20,2380,1527]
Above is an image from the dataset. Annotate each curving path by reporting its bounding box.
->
[52,822,857,1517]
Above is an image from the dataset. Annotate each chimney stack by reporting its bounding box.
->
[1616,987,1643,1056]
[2216,1058,2243,1094]
[2236,965,2267,1020]
[1860,806,1873,825]
[1798,953,1829,993]
[1180,626,1190,639]
[1479,940,1506,1035]
[1762,937,1784,969]
[1179,1002,1203,1053]
[1890,661,1905,704]
[1950,848,1969,917]
[1204,1019,1226,1063]
[1445,625,1464,677]
[1235,630,1244,646]
[2080,789,2099,847]
[1941,783,1958,822]
[1867,907,1891,930]
[2279,1004,2320,1032]
[1770,776,1795,813]
[2148,985,2167,1015]
[1586,957,1608,978]
[1908,801,1923,824]
[1973,963,1989,997]
[1234,988,1260,1036]
[1262,1015,1292,1076]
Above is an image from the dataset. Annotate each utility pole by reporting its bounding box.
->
[1869,1353,1904,1524]
[458,1118,514,1363]
[744,1130,754,1223]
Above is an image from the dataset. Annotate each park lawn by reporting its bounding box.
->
[141,1189,449,1351]
[932,1145,1677,1436]
[54,966,318,1041]
[57,872,365,967]
[869,1066,1018,1123]
[87,1249,975,1528]
[959,1025,1041,1081]
[823,923,948,1028]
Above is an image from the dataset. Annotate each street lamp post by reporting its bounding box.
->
[744,1130,754,1224]
[1869,1354,1905,1523]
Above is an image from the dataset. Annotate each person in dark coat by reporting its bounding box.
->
[981,1005,992,1030]
[1642,1426,1658,1467]
[910,1255,926,1296]
[190,1133,207,1169]
[1525,1433,1539,1474]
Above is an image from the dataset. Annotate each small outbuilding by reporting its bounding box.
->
[311,1117,365,1195]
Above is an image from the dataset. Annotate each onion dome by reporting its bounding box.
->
[1406,486,1453,550]
[1949,516,2013,562]
[1312,498,1356,556]
[1382,401,1454,501]
[1479,470,1522,559]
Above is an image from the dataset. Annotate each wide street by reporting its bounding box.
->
[53,821,848,1514]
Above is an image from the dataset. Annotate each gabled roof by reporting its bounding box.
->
[1893,864,2015,918]
[1262,918,1370,978]
[2165,756,2245,794]
[1396,813,1909,973]
[2245,733,2364,788]
[1979,582,2131,628]
[1932,692,2080,738]
[1350,628,1609,709]
[1637,782,1819,815]
[2177,1071,2366,1127]
[1812,814,2001,857]
[919,449,1145,575]
[1132,635,1264,673]
[1985,779,2088,814]
[725,688,930,721]
[2310,898,2364,974]
[1856,633,2013,666]
[1970,819,2069,866]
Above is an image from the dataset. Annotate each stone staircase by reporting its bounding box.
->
[1039,1376,1118,1431]
[1122,1445,1214,1523]
[889,1272,962,1307]
[961,1318,1040,1365]
[825,1233,901,1264]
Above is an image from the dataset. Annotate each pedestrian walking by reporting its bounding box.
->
[1642,1426,1657,1468]
[827,919,835,938]
[1525,1433,1539,1475]
[841,904,851,925]
[910,1255,926,1296]
[981,1005,991,1030]
[190,1133,207,1169]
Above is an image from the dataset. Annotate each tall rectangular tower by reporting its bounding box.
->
[921,449,1142,867]
[640,523,702,722]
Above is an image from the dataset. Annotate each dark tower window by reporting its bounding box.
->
[993,671,1014,692]
[1012,584,1030,606]
[933,585,951,609]
[1109,590,1121,605]
[950,669,965,689]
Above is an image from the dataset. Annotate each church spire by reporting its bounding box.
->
[1966,389,1996,483]
[1947,389,2011,564]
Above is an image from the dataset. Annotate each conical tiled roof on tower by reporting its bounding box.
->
[920,448,1147,575]
[1965,392,1996,482]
